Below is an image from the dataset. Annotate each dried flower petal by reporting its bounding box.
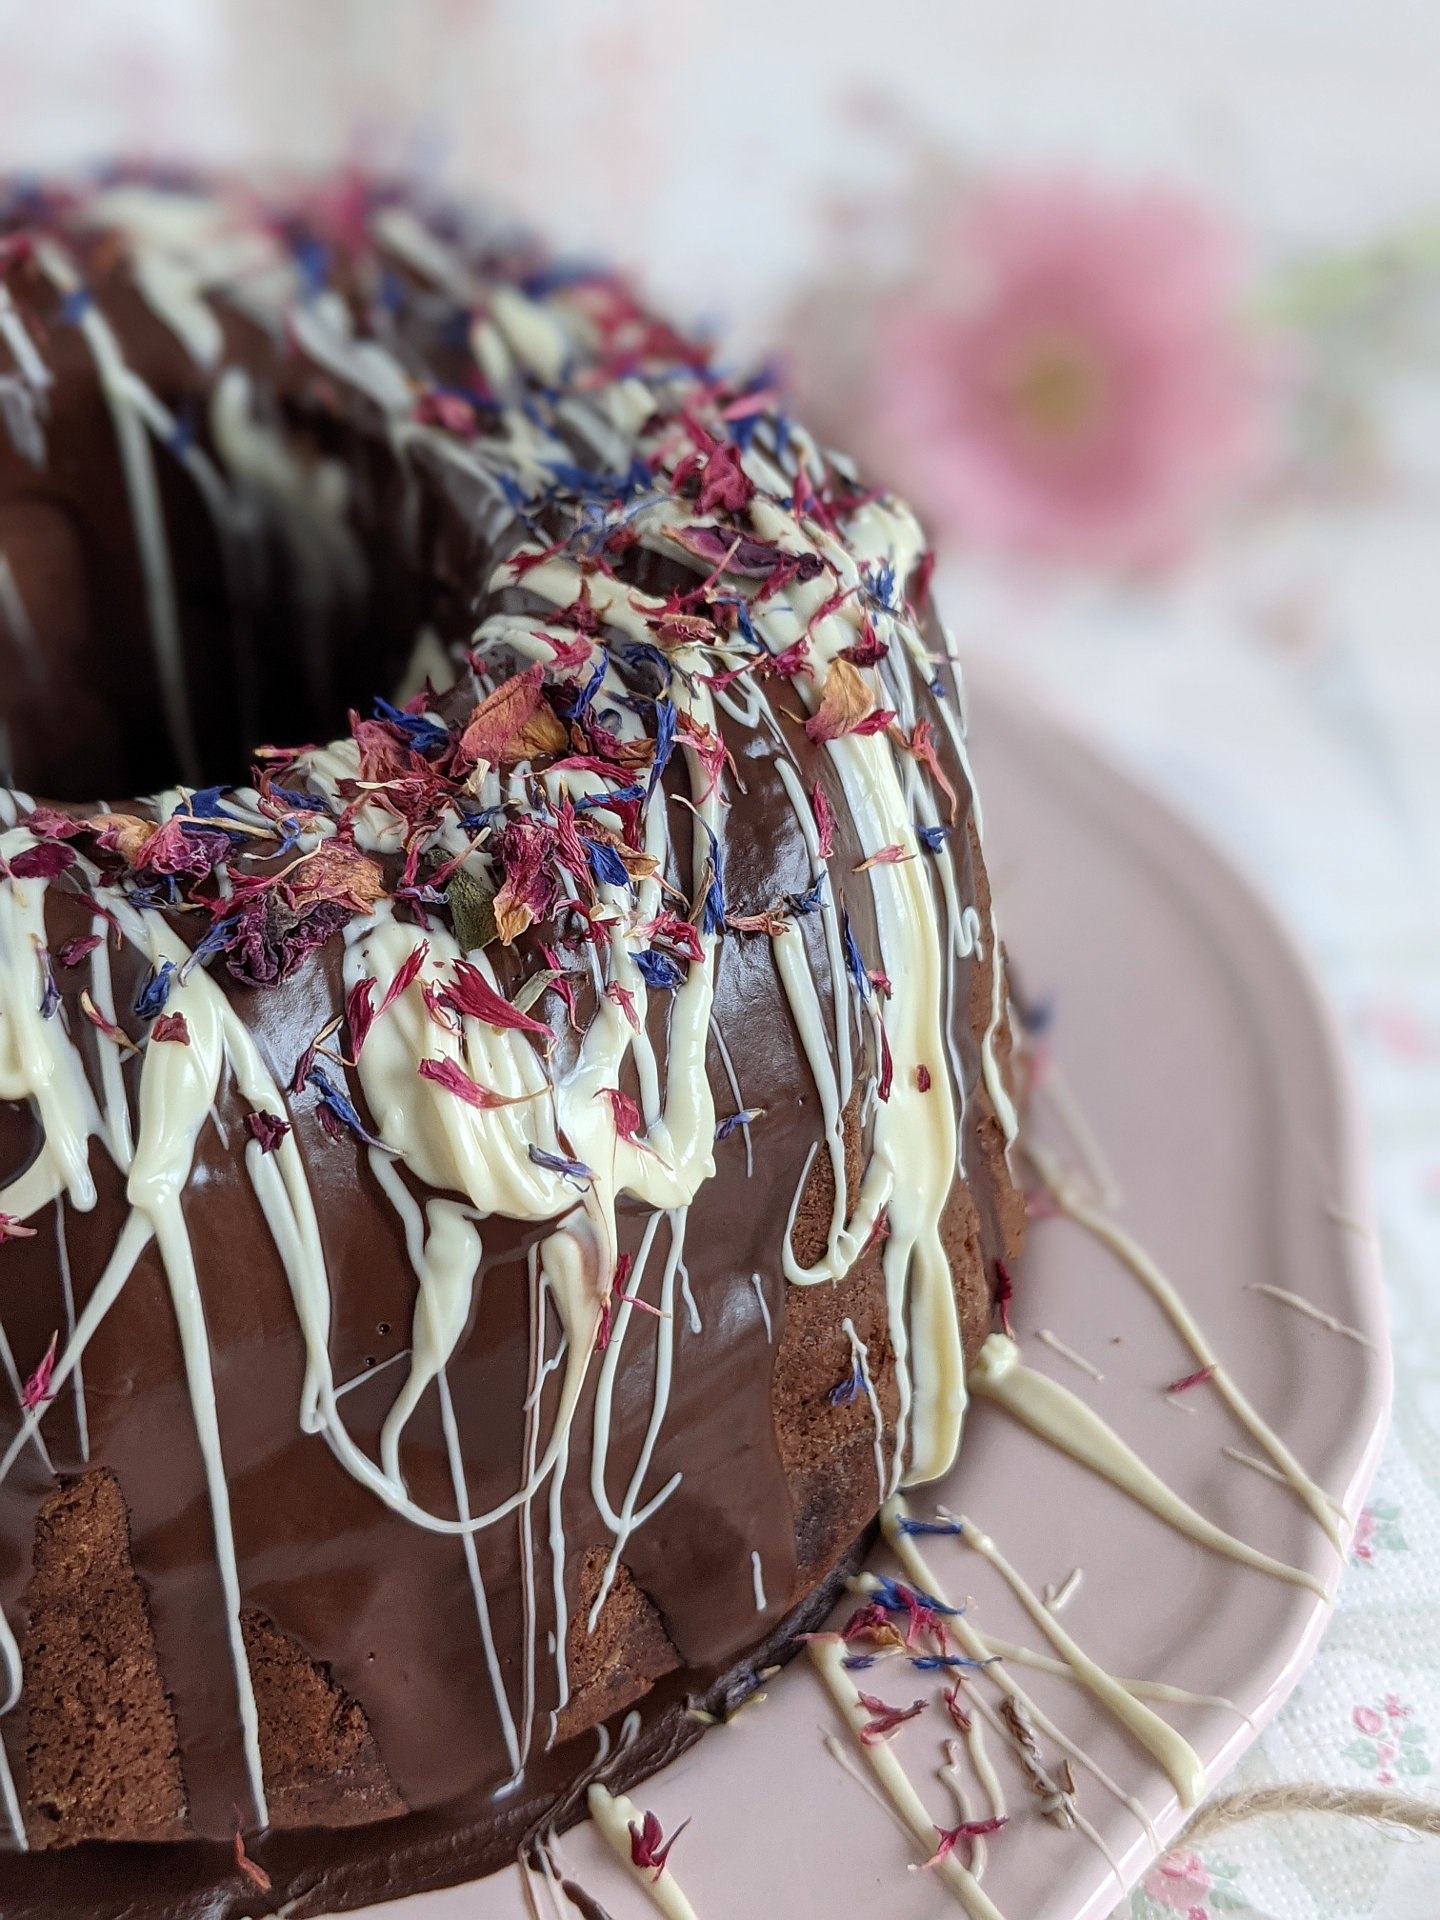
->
[8,841,74,880]
[696,441,754,516]
[54,934,102,969]
[804,659,875,744]
[346,978,376,1058]
[20,1332,57,1412]
[628,1809,690,1883]
[292,840,387,912]
[527,1144,592,1187]
[605,980,640,1031]
[233,1830,272,1893]
[441,960,554,1041]
[923,1816,1007,1869]
[79,991,140,1054]
[811,782,836,859]
[600,1086,646,1146]
[856,1691,927,1745]
[244,1111,290,1154]
[905,718,960,823]
[459,664,546,765]
[855,844,913,872]
[89,812,157,865]
[0,1214,38,1243]
[1166,1364,1215,1394]
[417,1056,537,1111]
[22,805,85,841]
[150,1012,190,1045]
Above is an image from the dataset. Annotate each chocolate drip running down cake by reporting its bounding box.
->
[0,175,1025,1917]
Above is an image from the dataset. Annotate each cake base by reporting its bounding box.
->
[0,1530,873,1920]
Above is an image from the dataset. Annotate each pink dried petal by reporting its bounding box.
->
[20,1332,57,1412]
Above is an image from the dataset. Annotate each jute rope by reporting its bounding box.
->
[1178,1784,1440,1848]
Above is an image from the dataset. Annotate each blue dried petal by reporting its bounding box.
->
[622,643,674,687]
[37,948,60,1020]
[929,674,946,699]
[868,1575,962,1617]
[265,785,318,811]
[307,1066,386,1149]
[521,257,605,298]
[648,700,678,800]
[634,949,684,991]
[783,875,827,917]
[59,288,93,326]
[841,1653,877,1671]
[178,787,232,821]
[829,1364,863,1407]
[703,873,726,939]
[714,1109,761,1141]
[895,1515,965,1536]
[728,411,760,453]
[910,1655,995,1670]
[841,908,872,1004]
[270,816,304,859]
[552,657,606,722]
[527,1144,593,1187]
[179,913,239,981]
[293,238,331,296]
[863,561,899,611]
[573,784,645,810]
[133,959,176,1020]
[585,840,631,889]
[545,454,651,503]
[916,824,952,853]
[714,594,758,649]
[373,698,449,751]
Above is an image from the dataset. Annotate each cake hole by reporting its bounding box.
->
[377,1321,391,1335]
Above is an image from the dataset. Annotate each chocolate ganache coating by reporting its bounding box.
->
[0,173,1025,1914]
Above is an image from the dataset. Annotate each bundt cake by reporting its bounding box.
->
[0,172,1025,1916]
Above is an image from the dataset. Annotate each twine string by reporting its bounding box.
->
[1178,1783,1440,1848]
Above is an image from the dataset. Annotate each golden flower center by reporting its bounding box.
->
[999,327,1112,444]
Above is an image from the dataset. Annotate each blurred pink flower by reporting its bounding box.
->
[1353,1704,1385,1736]
[872,176,1271,569]
[1144,1847,1212,1913]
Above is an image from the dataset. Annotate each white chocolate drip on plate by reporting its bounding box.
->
[947,1513,1204,1808]
[1026,1141,1347,1548]
[807,1634,1007,1920]
[586,1782,703,1920]
[968,1335,1326,1596]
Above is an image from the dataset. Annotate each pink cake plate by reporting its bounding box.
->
[360,657,1392,1920]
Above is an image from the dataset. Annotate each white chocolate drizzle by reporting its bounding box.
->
[807,1635,1006,1920]
[586,1782,703,1920]
[1246,1283,1375,1349]
[968,1335,1325,1595]
[1027,1142,1347,1547]
[948,1514,1204,1808]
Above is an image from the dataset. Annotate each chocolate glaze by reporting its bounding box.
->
[0,172,1024,1913]
[0,1533,874,1920]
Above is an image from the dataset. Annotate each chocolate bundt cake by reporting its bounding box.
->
[0,174,1025,1916]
